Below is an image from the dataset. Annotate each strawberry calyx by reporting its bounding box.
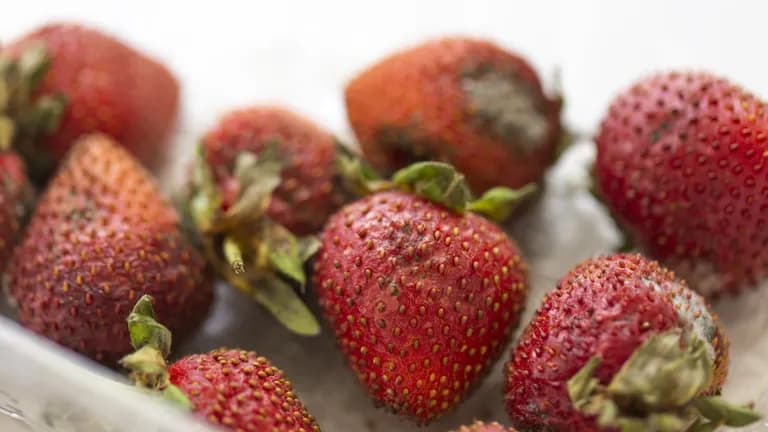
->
[336,144,536,221]
[119,295,192,410]
[0,44,66,181]
[567,330,761,431]
[188,143,320,336]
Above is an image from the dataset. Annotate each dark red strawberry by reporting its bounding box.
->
[2,23,179,180]
[452,421,517,432]
[345,37,563,195]
[200,106,348,236]
[505,254,760,432]
[595,72,768,298]
[186,107,359,336]
[313,162,531,424]
[0,151,31,270]
[121,295,320,432]
[7,134,211,365]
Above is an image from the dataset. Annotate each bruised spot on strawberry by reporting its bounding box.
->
[372,126,440,170]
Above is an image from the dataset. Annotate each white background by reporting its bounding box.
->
[2,1,768,431]
[3,0,767,145]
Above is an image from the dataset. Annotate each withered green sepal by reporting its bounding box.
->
[188,142,320,336]
[0,45,66,180]
[334,144,536,221]
[119,295,192,411]
[392,161,473,213]
[467,184,537,222]
[567,330,762,431]
[334,140,387,196]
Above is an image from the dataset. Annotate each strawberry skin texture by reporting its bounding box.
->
[504,254,728,432]
[7,135,212,365]
[453,421,518,432]
[169,349,320,432]
[6,23,179,168]
[596,72,768,297]
[202,106,347,235]
[0,152,30,270]
[314,190,528,424]
[345,37,561,194]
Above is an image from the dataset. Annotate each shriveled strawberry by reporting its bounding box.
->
[345,37,563,195]
[201,107,348,236]
[186,107,359,336]
[314,162,531,424]
[7,134,211,365]
[505,254,760,432]
[0,151,31,269]
[121,295,320,432]
[452,421,517,432]
[1,23,179,180]
[595,72,768,297]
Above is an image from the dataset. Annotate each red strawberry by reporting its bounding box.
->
[2,23,179,179]
[595,72,768,297]
[452,421,517,432]
[313,162,530,424]
[505,254,759,432]
[0,151,31,270]
[121,295,320,432]
[199,106,347,236]
[186,107,356,336]
[7,134,212,365]
[345,37,563,195]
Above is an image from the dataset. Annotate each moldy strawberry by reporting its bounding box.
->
[345,37,563,195]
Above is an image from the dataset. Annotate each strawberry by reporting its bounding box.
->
[6,134,212,365]
[1,23,179,180]
[345,37,563,195]
[504,254,760,432]
[0,151,31,270]
[121,295,320,432]
[186,107,358,336]
[313,161,532,424]
[452,421,517,432]
[199,107,348,236]
[595,72,768,297]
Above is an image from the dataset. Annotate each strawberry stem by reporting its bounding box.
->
[120,295,192,410]
[187,143,321,336]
